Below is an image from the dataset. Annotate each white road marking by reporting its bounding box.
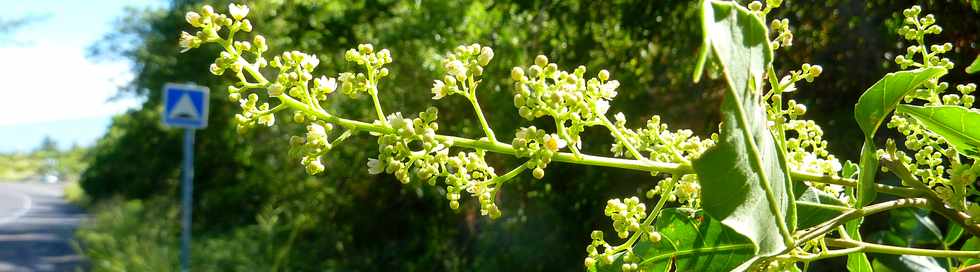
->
[0,189,32,226]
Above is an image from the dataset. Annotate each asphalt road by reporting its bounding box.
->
[0,182,86,272]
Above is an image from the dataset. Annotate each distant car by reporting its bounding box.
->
[43,174,59,183]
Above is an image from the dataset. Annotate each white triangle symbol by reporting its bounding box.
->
[169,93,200,120]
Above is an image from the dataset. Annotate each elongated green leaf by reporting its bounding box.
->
[796,187,847,229]
[896,105,980,159]
[854,67,947,139]
[595,209,754,272]
[846,220,874,272]
[693,0,791,260]
[967,55,980,74]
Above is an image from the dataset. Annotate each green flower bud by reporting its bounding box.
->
[186,12,203,27]
[598,69,610,81]
[511,67,525,81]
[534,55,548,67]
[478,46,494,66]
[240,19,252,32]
[533,167,545,179]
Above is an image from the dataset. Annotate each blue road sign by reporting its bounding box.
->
[163,83,209,129]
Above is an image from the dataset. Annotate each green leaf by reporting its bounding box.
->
[595,209,754,272]
[842,160,860,179]
[847,220,874,272]
[796,187,847,229]
[693,0,791,260]
[967,55,980,74]
[896,105,980,159]
[945,224,964,247]
[891,208,943,246]
[853,67,947,139]
[960,237,980,266]
[872,255,945,272]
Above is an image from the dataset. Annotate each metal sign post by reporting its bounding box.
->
[181,128,194,272]
[162,83,209,272]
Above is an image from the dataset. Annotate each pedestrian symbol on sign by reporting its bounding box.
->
[163,83,209,129]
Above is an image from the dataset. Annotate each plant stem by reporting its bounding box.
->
[767,65,797,233]
[467,94,497,143]
[599,114,646,161]
[489,163,527,186]
[825,238,980,258]
[275,93,920,199]
[239,56,916,199]
[614,177,676,252]
[369,88,386,123]
[795,198,930,244]
[880,155,980,237]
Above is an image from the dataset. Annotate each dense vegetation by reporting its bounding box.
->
[0,137,88,182]
[77,0,980,271]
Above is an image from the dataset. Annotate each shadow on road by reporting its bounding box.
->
[0,183,87,272]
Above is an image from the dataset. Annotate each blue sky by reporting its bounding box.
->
[0,0,166,152]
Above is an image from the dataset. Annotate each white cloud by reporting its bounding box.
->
[0,45,140,126]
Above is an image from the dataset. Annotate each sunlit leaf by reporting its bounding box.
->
[594,209,754,272]
[690,2,797,268]
[693,0,791,264]
[853,67,947,139]
[967,55,980,74]
[896,105,980,160]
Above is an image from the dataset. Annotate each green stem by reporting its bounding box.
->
[825,238,980,258]
[614,177,676,252]
[856,140,878,208]
[467,94,497,143]
[554,118,582,157]
[768,65,797,233]
[369,88,386,123]
[599,114,646,161]
[276,94,918,198]
[795,198,930,244]
[880,155,980,238]
[489,163,527,186]
[238,53,915,201]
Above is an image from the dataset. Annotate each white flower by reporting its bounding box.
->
[228,3,249,21]
[178,31,199,53]
[594,100,610,115]
[599,80,620,98]
[316,76,337,94]
[431,80,447,99]
[185,12,202,27]
[446,60,466,78]
[543,134,567,151]
[367,158,385,175]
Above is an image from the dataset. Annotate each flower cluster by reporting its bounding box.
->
[340,44,392,98]
[585,196,661,271]
[511,126,562,179]
[647,174,701,208]
[369,108,447,183]
[784,120,844,195]
[430,44,494,100]
[609,114,716,165]
[179,4,250,53]
[894,5,955,107]
[769,18,793,50]
[511,55,620,155]
[883,6,980,216]
[288,123,335,175]
[364,108,506,217]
